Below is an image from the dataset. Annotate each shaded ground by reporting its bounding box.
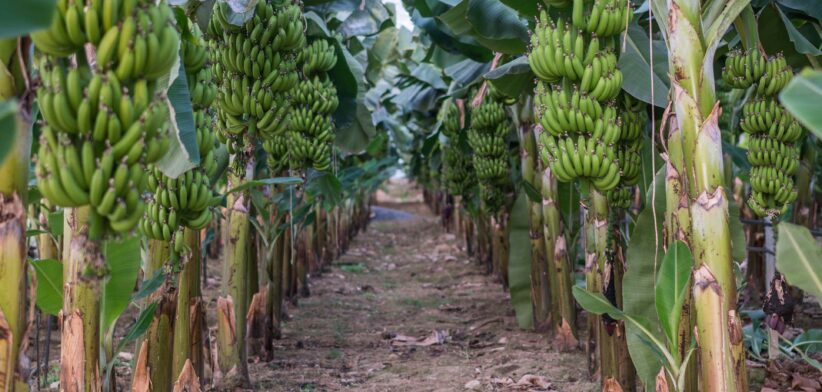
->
[249,202,597,392]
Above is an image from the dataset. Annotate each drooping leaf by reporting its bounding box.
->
[336,102,377,153]
[774,5,822,56]
[338,0,391,38]
[776,222,822,300]
[465,0,528,54]
[618,23,669,108]
[304,11,332,38]
[572,286,625,320]
[30,258,63,315]
[0,0,56,38]
[780,69,822,139]
[483,56,533,99]
[410,63,448,90]
[758,5,810,67]
[655,241,693,351]
[508,192,534,329]
[330,41,363,128]
[156,56,199,178]
[777,0,822,19]
[101,236,142,332]
[0,99,17,164]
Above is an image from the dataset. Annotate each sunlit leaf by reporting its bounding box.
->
[776,222,822,300]
[780,69,822,139]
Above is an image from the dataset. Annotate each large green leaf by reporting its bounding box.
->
[624,167,666,385]
[758,5,810,67]
[618,23,669,108]
[780,69,822,139]
[101,236,142,332]
[330,40,363,128]
[777,0,822,19]
[0,0,56,38]
[437,1,472,35]
[465,0,528,54]
[776,222,822,300]
[774,5,822,56]
[156,56,199,179]
[573,286,625,320]
[655,241,693,352]
[483,56,533,99]
[508,192,534,329]
[336,102,377,153]
[30,258,63,316]
[410,63,448,90]
[0,99,17,165]
[338,0,392,38]
[445,58,490,90]
[499,0,538,17]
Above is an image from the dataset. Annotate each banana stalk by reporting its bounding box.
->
[60,208,104,392]
[665,115,698,391]
[172,228,205,381]
[667,0,747,389]
[217,167,253,388]
[540,164,579,351]
[134,240,176,392]
[520,124,551,327]
[0,106,31,392]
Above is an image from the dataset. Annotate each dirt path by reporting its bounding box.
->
[249,203,597,392]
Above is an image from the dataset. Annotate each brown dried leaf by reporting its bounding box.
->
[132,342,151,392]
[603,377,624,392]
[173,359,202,392]
[390,330,450,347]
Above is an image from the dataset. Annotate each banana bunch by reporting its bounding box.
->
[208,0,304,152]
[529,11,621,93]
[34,0,180,80]
[443,145,476,197]
[607,186,633,209]
[32,0,178,235]
[572,0,632,37]
[142,167,218,252]
[263,135,290,172]
[440,99,475,197]
[300,39,337,76]
[747,136,800,174]
[535,82,620,143]
[723,51,803,217]
[286,37,339,172]
[754,55,792,96]
[468,95,512,211]
[740,97,803,142]
[539,133,620,190]
[722,49,766,89]
[441,100,463,138]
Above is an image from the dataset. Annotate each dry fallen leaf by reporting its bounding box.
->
[390,330,450,347]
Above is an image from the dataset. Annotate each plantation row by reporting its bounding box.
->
[1,0,821,391]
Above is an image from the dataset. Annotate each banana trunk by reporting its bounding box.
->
[60,208,104,392]
[541,166,579,351]
[216,169,252,388]
[520,125,551,328]
[667,0,747,389]
[172,228,205,382]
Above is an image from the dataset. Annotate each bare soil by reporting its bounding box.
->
[247,201,597,392]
